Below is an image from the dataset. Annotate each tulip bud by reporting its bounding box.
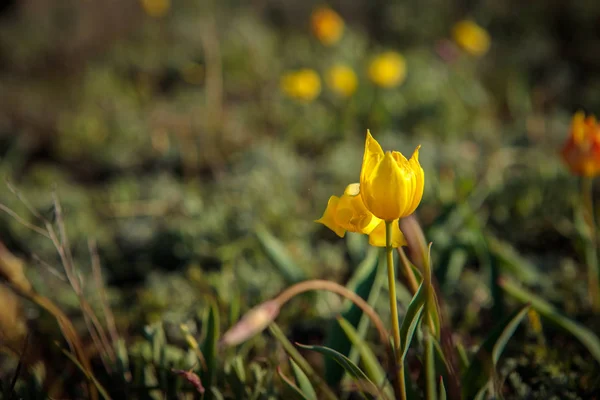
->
[221,300,280,347]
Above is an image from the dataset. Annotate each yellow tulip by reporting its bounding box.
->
[326,64,358,97]
[316,183,406,247]
[310,6,344,46]
[360,131,424,221]
[280,69,321,102]
[452,20,490,57]
[368,52,407,88]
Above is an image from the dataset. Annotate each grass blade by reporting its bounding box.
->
[296,343,379,396]
[200,299,220,400]
[290,359,317,400]
[485,233,542,285]
[337,316,393,399]
[255,224,306,284]
[269,323,337,400]
[278,366,312,400]
[461,304,530,399]
[324,247,380,386]
[439,377,447,400]
[60,348,112,400]
[500,278,600,364]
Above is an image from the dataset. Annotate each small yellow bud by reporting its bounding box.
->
[452,20,490,57]
[326,64,358,97]
[310,6,344,46]
[368,52,407,88]
[280,69,321,102]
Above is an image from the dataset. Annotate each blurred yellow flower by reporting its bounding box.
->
[140,0,170,18]
[368,52,406,88]
[452,20,490,57]
[310,6,344,46]
[280,69,321,102]
[316,183,406,247]
[360,130,424,221]
[326,64,358,97]
[561,111,600,177]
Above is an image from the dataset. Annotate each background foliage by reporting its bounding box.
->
[1,0,600,398]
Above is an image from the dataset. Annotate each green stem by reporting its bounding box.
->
[386,221,406,400]
[582,176,600,312]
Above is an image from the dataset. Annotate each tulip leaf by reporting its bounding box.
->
[473,385,489,400]
[277,365,313,400]
[400,281,425,362]
[224,356,246,399]
[255,224,306,284]
[200,299,220,400]
[456,341,470,373]
[59,347,112,400]
[295,343,378,396]
[432,336,459,398]
[324,248,381,386]
[500,278,600,364]
[439,377,447,400]
[473,233,505,319]
[424,328,437,400]
[336,316,393,399]
[424,243,441,338]
[209,388,225,400]
[461,304,530,399]
[485,233,542,285]
[269,323,337,400]
[290,359,317,400]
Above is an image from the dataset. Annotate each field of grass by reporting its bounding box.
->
[1,1,600,399]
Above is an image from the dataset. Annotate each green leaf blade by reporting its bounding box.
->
[461,304,530,399]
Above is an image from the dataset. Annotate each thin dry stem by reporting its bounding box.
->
[89,239,120,349]
[32,253,67,282]
[273,279,389,345]
[46,195,115,367]
[6,180,45,221]
[0,203,50,238]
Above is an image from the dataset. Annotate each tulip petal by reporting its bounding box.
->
[362,151,413,221]
[406,146,425,216]
[344,182,361,196]
[315,196,346,237]
[361,130,384,190]
[336,188,380,234]
[368,220,406,248]
[392,150,416,217]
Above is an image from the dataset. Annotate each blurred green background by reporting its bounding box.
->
[1,0,600,398]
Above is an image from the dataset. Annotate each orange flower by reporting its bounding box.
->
[561,112,600,177]
[310,6,344,46]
